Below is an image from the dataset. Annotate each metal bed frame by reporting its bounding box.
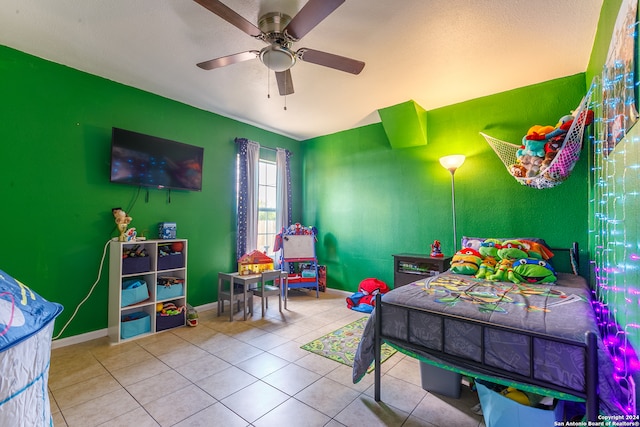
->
[372,242,600,421]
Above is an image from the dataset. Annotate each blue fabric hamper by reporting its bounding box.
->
[120,312,151,339]
[156,282,183,300]
[122,256,151,275]
[121,279,149,307]
[476,381,564,427]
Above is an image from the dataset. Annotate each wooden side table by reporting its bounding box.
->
[392,254,452,288]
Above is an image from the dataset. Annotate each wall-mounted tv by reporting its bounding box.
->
[110,127,204,191]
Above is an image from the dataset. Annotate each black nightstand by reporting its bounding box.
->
[392,254,452,288]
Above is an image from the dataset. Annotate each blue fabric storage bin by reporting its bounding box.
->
[156,283,183,300]
[120,312,151,339]
[122,256,151,275]
[121,279,149,307]
[157,253,184,270]
[476,381,564,427]
[156,311,185,331]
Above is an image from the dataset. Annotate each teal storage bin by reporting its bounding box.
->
[476,381,564,427]
[121,279,149,307]
[120,312,151,339]
[156,283,183,300]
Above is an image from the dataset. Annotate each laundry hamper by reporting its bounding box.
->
[0,269,63,426]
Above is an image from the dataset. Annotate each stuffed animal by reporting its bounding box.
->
[524,124,556,141]
[488,240,529,283]
[510,163,527,178]
[450,248,482,275]
[518,240,554,261]
[541,150,558,169]
[545,136,564,153]
[512,259,557,284]
[475,239,501,279]
[518,154,543,177]
[346,278,390,313]
[159,302,184,316]
[517,137,547,159]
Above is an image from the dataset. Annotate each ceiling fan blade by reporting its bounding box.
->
[275,70,294,95]
[298,48,365,75]
[284,0,345,40]
[197,51,259,70]
[193,0,262,38]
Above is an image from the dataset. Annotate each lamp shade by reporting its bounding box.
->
[439,155,466,172]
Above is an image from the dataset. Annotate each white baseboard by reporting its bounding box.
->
[50,289,345,349]
[194,302,217,312]
[51,328,108,349]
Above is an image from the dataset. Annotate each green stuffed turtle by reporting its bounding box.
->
[450,248,482,275]
[475,239,501,279]
[512,259,557,284]
[488,240,529,283]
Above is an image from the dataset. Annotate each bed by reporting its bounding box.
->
[352,241,627,420]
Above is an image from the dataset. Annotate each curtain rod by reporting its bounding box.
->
[234,137,292,155]
[261,145,293,156]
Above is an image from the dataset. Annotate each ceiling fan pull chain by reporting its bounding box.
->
[284,79,287,110]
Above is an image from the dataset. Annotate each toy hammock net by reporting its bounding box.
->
[480,91,593,189]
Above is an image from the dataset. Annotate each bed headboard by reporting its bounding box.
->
[549,241,579,275]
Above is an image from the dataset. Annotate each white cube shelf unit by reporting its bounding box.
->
[108,239,187,343]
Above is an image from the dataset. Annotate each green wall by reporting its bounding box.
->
[0,45,302,339]
[302,74,590,291]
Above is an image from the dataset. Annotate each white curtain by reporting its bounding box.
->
[245,140,260,253]
[275,148,289,237]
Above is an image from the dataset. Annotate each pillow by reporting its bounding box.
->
[461,236,554,259]
[450,248,482,275]
[512,258,557,284]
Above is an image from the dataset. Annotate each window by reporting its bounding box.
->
[257,159,277,257]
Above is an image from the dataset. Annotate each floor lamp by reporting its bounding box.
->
[439,155,466,253]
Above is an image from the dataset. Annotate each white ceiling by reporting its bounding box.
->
[0,0,603,140]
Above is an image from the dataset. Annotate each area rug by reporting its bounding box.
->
[300,316,396,373]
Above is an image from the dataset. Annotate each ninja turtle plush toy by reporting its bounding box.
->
[512,259,557,284]
[450,248,482,275]
[475,239,502,279]
[518,240,554,261]
[488,240,529,283]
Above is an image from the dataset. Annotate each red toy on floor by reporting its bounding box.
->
[346,278,390,313]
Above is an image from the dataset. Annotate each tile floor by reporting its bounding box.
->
[49,289,484,427]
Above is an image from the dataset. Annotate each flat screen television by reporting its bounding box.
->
[110,127,204,191]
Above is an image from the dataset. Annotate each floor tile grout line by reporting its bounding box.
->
[50,291,482,426]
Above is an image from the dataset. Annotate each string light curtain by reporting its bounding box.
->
[589,6,640,413]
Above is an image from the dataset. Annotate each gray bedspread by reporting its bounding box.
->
[352,272,626,415]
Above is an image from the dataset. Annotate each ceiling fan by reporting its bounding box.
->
[194,0,365,96]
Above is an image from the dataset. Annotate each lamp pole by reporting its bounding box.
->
[439,155,465,253]
[449,168,458,252]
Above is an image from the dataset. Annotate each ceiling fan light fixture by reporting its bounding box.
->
[260,44,296,72]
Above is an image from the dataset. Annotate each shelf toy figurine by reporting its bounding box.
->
[186,304,199,327]
[112,208,132,242]
[125,227,137,242]
[430,240,444,257]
